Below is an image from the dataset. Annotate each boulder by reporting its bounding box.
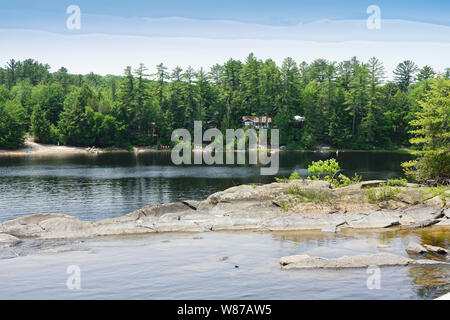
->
[424,196,445,208]
[396,190,424,205]
[406,242,427,254]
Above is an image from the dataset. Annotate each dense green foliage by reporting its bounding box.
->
[0,56,448,150]
[307,159,340,176]
[402,77,450,184]
[0,99,26,149]
[306,159,361,188]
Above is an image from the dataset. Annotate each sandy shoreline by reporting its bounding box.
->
[0,141,410,158]
[0,141,160,157]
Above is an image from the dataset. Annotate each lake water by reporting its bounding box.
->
[0,151,412,222]
[0,228,448,300]
[0,151,448,300]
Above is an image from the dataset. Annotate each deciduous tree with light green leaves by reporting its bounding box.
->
[402,77,450,184]
[0,99,27,149]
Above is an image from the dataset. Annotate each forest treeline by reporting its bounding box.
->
[0,54,448,150]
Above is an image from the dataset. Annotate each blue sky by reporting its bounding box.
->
[1,0,449,26]
[0,0,449,76]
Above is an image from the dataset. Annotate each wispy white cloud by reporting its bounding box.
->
[8,14,450,43]
[1,28,448,77]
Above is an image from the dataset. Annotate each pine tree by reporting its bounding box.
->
[417,66,436,81]
[394,60,419,92]
[402,77,450,183]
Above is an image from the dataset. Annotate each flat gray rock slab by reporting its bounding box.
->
[0,181,448,240]
[280,252,450,269]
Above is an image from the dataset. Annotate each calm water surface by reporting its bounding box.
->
[0,229,448,300]
[0,151,412,222]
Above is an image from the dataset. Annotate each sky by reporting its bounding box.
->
[0,0,449,76]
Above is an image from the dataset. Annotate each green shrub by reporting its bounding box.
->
[385,178,408,187]
[329,173,362,188]
[276,160,361,188]
[307,159,340,176]
[367,185,400,202]
[306,159,361,188]
[274,169,302,183]
[278,200,291,211]
[289,170,301,180]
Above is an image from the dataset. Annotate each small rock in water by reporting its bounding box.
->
[406,242,427,254]
[219,256,229,261]
[423,244,448,255]
[234,265,239,268]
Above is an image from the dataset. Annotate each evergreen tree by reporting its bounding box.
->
[394,60,419,92]
[402,77,450,183]
[417,65,436,81]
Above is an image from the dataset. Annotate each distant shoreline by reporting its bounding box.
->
[0,141,160,157]
[0,141,412,158]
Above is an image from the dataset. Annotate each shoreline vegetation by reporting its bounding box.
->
[0,56,448,154]
[0,139,413,157]
[1,56,447,183]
